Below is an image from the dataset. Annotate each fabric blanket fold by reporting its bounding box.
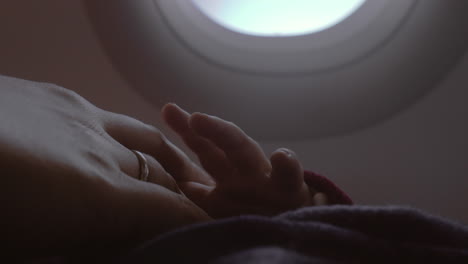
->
[119,205,468,263]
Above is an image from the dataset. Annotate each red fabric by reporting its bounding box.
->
[304,170,353,205]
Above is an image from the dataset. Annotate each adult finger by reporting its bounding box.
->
[189,112,271,177]
[127,150,181,194]
[100,111,202,183]
[161,103,230,179]
[104,173,212,247]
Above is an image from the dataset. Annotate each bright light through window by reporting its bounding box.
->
[191,0,367,37]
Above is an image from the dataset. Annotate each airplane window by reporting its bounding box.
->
[191,0,367,37]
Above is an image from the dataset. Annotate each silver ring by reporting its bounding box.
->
[132,150,149,182]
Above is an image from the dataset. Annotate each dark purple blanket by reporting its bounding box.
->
[116,205,468,263]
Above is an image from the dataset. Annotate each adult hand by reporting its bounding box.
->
[0,76,210,258]
[160,103,328,218]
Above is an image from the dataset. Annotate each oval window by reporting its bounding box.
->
[191,0,367,37]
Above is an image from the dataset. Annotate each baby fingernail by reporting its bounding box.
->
[313,193,329,206]
[280,148,292,157]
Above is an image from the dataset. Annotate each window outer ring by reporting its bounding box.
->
[155,0,416,75]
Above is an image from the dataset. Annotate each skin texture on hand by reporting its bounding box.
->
[161,103,328,218]
[0,76,210,258]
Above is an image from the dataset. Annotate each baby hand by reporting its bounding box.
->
[161,104,328,217]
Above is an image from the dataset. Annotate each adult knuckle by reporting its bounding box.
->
[43,82,75,98]
[42,82,94,110]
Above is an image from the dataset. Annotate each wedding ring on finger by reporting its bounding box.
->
[132,150,149,182]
